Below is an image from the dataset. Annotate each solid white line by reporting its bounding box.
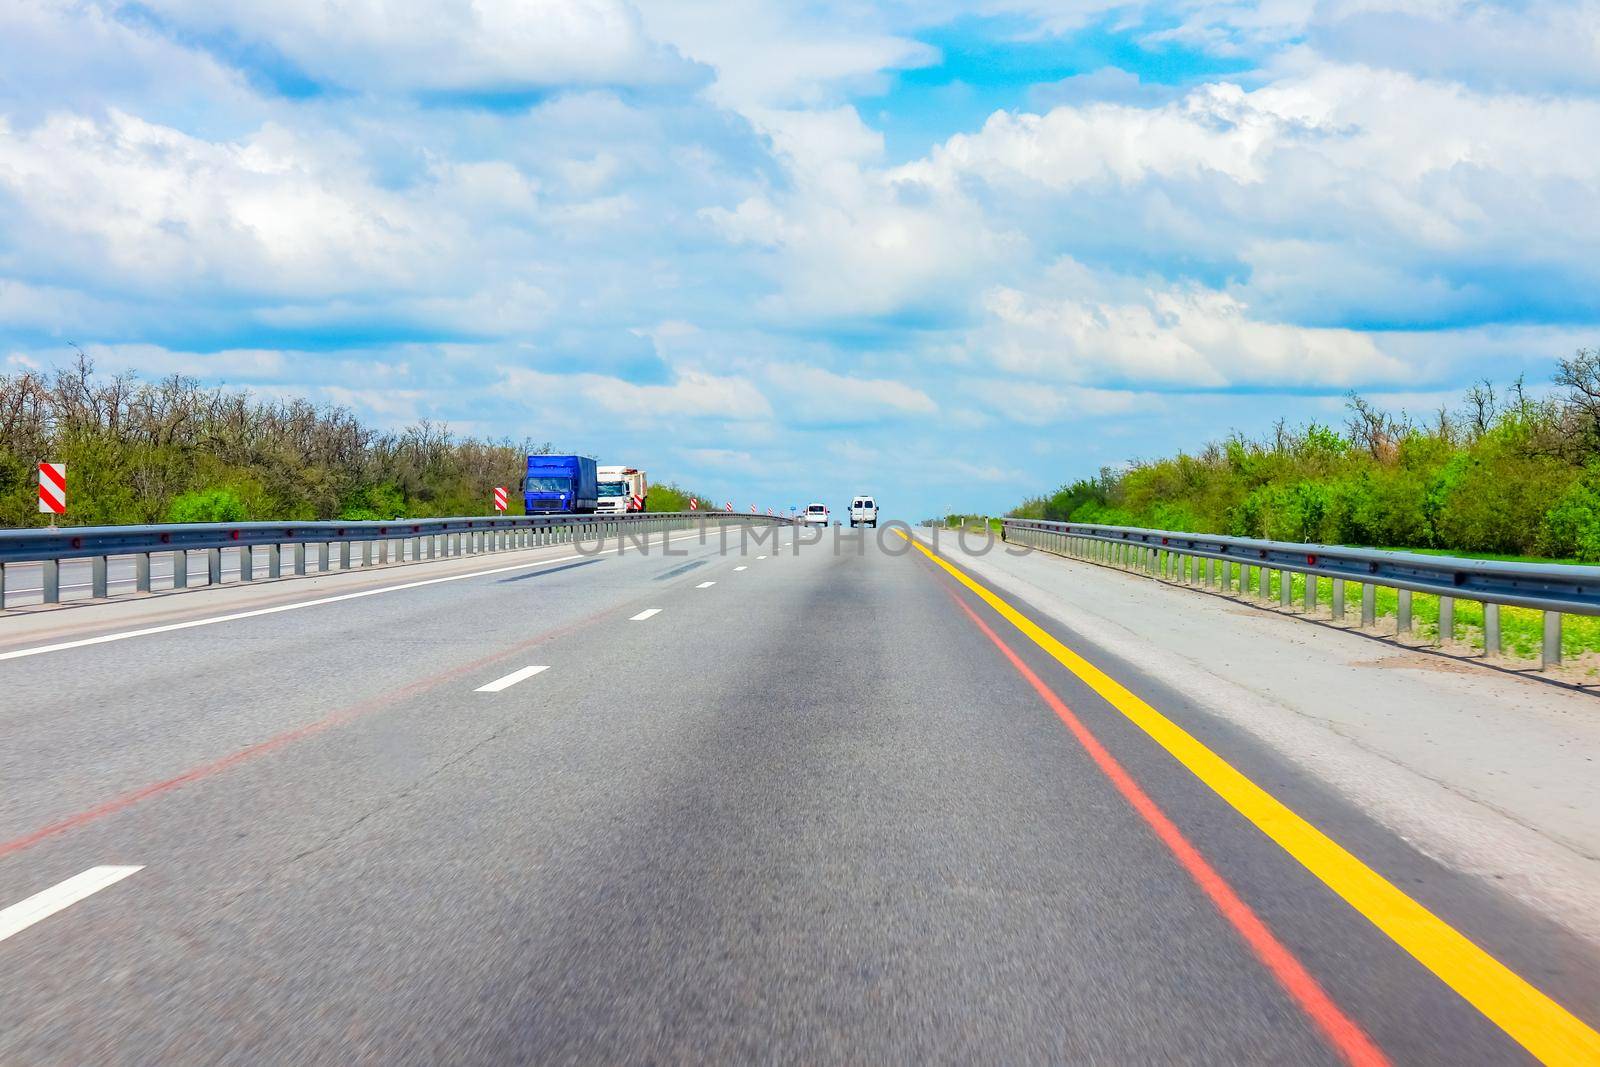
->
[756,556,767,560]
[734,566,747,571]
[695,581,716,588]
[0,528,734,663]
[630,608,662,621]
[0,555,581,663]
[474,664,550,693]
[0,866,143,944]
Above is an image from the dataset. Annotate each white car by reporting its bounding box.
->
[849,495,878,528]
[801,502,830,526]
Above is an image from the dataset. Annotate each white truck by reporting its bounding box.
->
[596,466,648,514]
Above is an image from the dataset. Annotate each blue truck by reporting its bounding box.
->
[522,454,599,514]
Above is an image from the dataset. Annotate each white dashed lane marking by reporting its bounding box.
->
[474,665,550,693]
[696,581,716,589]
[0,866,143,945]
[630,608,662,621]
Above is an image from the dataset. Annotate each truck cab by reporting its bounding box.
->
[523,455,599,514]
[596,465,648,515]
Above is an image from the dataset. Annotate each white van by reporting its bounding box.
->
[849,496,878,528]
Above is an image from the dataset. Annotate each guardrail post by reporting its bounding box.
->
[319,542,330,571]
[362,541,373,566]
[91,555,108,598]
[1279,570,1292,608]
[239,544,254,582]
[1437,596,1454,646]
[1332,579,1345,620]
[1303,573,1317,614]
[1257,565,1269,599]
[208,548,222,585]
[135,552,151,593]
[0,562,6,609]
[1483,603,1500,658]
[338,541,351,569]
[1542,612,1562,670]
[42,559,59,603]
[173,550,188,588]
[268,543,281,579]
[410,536,420,561]
[378,540,389,564]
[1361,584,1375,627]
[292,543,306,576]
[427,535,436,560]
[1397,590,1412,634]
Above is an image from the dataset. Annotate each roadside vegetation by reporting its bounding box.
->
[645,483,719,514]
[0,357,555,526]
[1012,349,1600,563]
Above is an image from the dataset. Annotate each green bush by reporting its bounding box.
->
[1009,364,1600,559]
[166,488,248,523]
[1541,480,1600,560]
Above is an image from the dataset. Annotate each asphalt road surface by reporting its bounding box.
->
[1,524,1597,1064]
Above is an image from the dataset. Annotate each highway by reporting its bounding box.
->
[2,523,1598,1064]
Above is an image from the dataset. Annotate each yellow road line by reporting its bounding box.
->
[901,530,1600,1065]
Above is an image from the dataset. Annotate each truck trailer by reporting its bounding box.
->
[523,455,598,514]
[596,465,648,514]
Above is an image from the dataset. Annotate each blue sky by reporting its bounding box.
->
[3,1,1599,520]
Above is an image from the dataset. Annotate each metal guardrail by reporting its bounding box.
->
[0,512,787,611]
[1002,518,1600,670]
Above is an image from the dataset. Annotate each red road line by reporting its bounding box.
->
[0,599,627,862]
[940,583,1390,1067]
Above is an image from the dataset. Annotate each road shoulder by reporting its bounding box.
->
[933,533,1600,949]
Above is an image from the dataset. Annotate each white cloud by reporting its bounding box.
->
[765,363,938,419]
[963,379,1159,424]
[499,365,772,419]
[0,0,256,121]
[127,0,701,93]
[708,107,1026,320]
[635,0,936,108]
[0,111,442,299]
[974,261,1409,387]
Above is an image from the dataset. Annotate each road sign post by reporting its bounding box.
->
[38,462,66,518]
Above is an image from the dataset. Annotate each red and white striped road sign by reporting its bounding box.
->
[38,462,66,515]
[749,504,757,514]
[724,501,733,512]
[767,507,775,516]
[631,493,644,511]
[688,497,699,510]
[493,486,507,511]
